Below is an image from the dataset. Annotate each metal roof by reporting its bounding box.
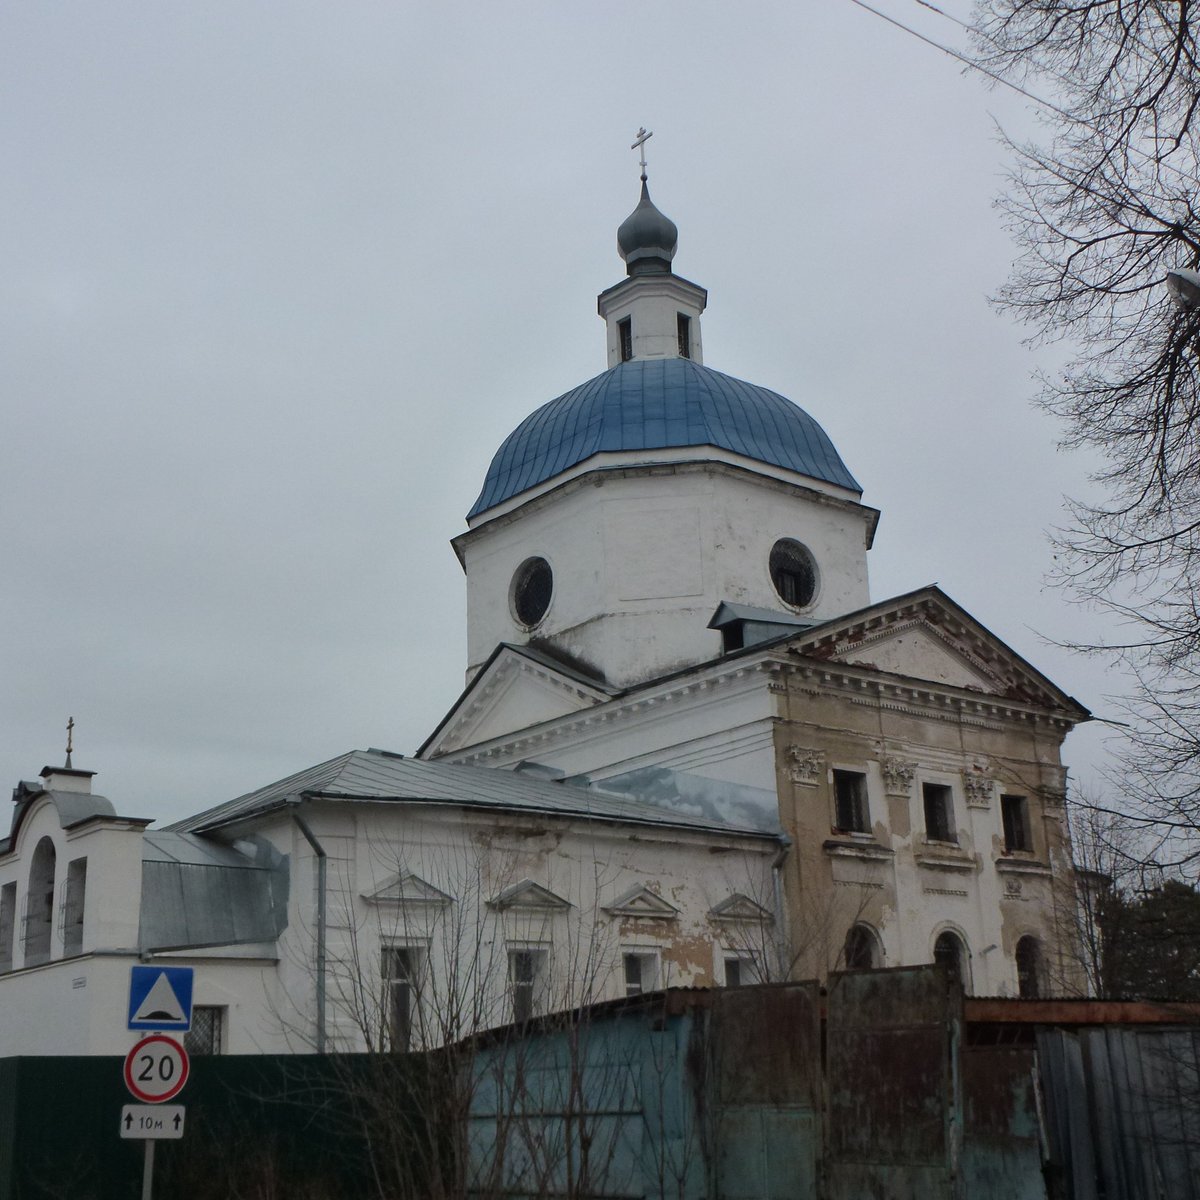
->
[139,832,287,952]
[468,357,861,518]
[168,748,777,840]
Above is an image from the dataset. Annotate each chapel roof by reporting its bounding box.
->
[168,747,778,841]
[468,356,861,518]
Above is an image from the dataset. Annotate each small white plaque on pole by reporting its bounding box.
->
[120,1104,185,1140]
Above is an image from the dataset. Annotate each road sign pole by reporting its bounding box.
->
[141,1140,154,1200]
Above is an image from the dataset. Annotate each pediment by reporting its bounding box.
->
[363,871,454,908]
[790,587,1089,715]
[604,885,680,920]
[708,893,773,924]
[421,645,609,758]
[830,623,997,692]
[488,878,572,912]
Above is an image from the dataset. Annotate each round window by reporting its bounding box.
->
[511,557,553,628]
[769,539,817,609]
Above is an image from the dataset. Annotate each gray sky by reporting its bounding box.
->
[2,1,1126,825]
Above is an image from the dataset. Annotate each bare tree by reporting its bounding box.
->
[969,2,1200,864]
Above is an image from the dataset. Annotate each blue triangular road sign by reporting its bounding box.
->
[128,966,194,1031]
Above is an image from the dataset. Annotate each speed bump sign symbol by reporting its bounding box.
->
[123,1034,190,1104]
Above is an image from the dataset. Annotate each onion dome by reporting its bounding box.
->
[616,181,678,276]
[469,357,860,518]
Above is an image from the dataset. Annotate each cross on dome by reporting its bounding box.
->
[631,127,652,181]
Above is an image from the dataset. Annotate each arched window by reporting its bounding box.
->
[1016,935,1042,999]
[843,923,881,970]
[933,930,969,991]
[25,837,56,966]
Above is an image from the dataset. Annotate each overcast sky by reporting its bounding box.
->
[2,2,1129,824]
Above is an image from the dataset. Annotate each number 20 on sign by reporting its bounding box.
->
[123,1034,189,1104]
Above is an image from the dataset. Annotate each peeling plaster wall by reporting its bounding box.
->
[775,670,1082,994]
[271,802,777,1052]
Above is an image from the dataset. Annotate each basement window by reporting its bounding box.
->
[922,783,956,844]
[185,1006,224,1056]
[677,312,691,358]
[618,317,633,362]
[833,770,870,834]
[1001,794,1031,853]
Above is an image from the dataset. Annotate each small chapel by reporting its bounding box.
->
[0,153,1090,1056]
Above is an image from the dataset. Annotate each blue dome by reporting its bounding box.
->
[469,358,861,518]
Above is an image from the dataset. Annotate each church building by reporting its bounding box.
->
[421,165,1090,997]
[0,163,1089,1057]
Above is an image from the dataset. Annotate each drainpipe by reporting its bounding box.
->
[290,804,327,1053]
[771,834,793,981]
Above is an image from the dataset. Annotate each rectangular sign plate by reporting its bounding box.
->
[120,1105,185,1140]
[127,965,194,1031]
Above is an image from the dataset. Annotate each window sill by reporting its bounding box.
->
[995,856,1052,877]
[916,846,977,873]
[823,838,893,862]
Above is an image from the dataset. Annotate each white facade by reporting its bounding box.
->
[460,459,875,687]
[0,753,778,1057]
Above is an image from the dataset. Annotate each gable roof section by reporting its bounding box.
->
[422,586,1089,768]
[488,878,571,911]
[363,870,454,908]
[168,748,776,840]
[419,641,613,759]
[787,585,1090,718]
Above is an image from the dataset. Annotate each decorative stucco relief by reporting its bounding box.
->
[880,756,915,796]
[786,744,823,786]
[964,774,994,809]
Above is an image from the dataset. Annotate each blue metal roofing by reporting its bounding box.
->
[469,357,861,518]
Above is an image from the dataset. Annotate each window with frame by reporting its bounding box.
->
[922,782,956,843]
[0,883,15,973]
[677,312,691,358]
[769,538,817,609]
[184,1006,224,1056]
[508,947,547,1024]
[382,946,422,1051]
[61,857,87,957]
[1001,794,1032,853]
[833,770,870,833]
[622,950,659,997]
[722,953,759,988]
[618,317,633,362]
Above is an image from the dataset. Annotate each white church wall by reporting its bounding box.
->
[446,665,784,831]
[253,800,778,1053]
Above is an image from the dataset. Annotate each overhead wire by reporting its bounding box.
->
[842,0,1200,188]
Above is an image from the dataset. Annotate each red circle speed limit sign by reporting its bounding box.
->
[123,1034,189,1103]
